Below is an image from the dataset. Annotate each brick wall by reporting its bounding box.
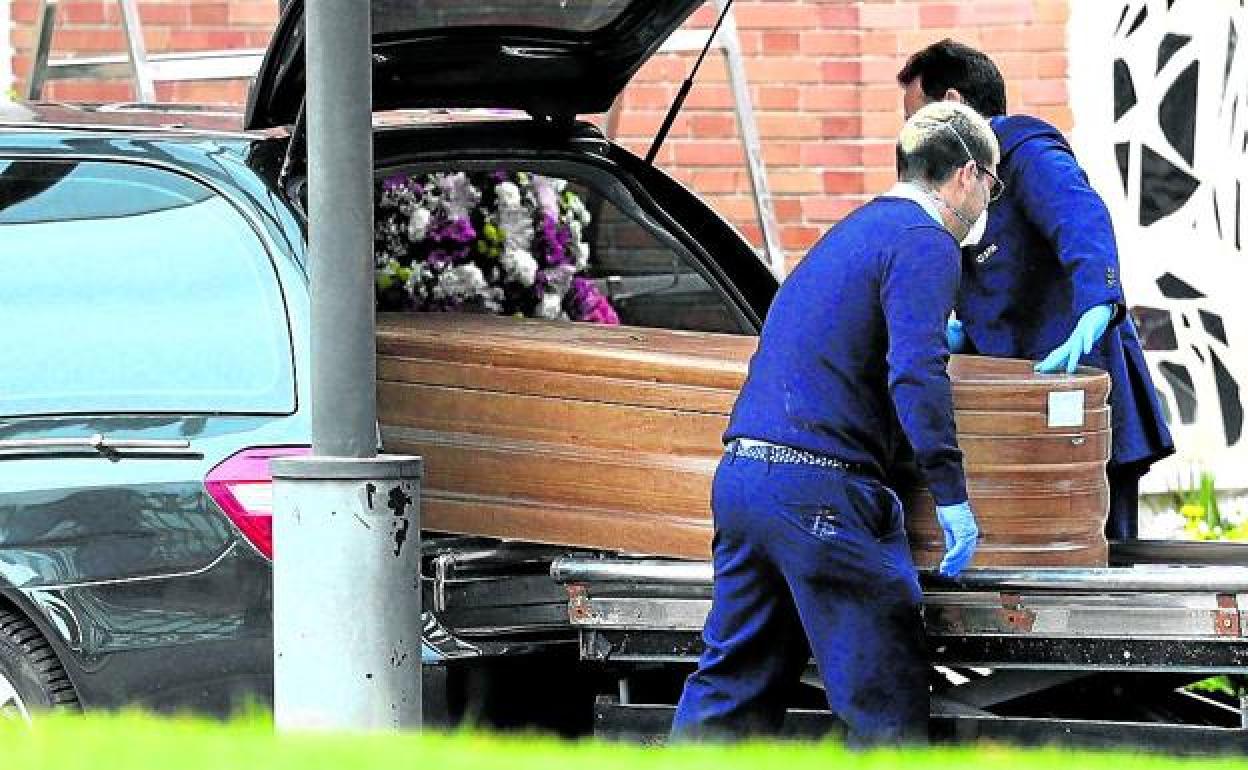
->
[1,1,10,96]
[613,0,1071,268]
[9,0,277,104]
[8,0,1070,268]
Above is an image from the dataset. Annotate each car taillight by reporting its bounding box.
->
[205,446,312,560]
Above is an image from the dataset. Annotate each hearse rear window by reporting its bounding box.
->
[0,159,295,417]
[374,168,748,334]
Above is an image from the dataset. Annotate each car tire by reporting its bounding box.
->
[0,608,79,723]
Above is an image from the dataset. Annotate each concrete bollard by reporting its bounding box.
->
[271,455,423,731]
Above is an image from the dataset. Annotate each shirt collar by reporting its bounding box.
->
[885,181,943,226]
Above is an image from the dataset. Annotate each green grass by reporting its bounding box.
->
[1,711,1246,770]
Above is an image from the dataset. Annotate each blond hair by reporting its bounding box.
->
[896,100,999,185]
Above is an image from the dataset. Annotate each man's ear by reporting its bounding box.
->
[956,160,977,190]
[943,88,966,105]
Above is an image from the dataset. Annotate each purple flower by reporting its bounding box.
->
[567,276,619,325]
[382,174,410,193]
[446,217,477,243]
[539,213,572,267]
[426,249,451,270]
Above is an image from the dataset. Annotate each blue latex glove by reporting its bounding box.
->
[946,318,966,353]
[935,501,979,578]
[1034,303,1115,375]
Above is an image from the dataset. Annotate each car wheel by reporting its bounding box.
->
[0,608,79,723]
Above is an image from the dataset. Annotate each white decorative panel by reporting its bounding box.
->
[1070,0,1248,491]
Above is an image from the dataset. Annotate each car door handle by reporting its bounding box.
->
[0,434,197,458]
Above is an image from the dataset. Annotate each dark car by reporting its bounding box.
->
[0,0,776,720]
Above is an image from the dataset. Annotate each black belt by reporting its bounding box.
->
[725,439,874,476]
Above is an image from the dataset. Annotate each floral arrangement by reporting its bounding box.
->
[1143,468,1248,540]
[374,170,619,324]
[1173,470,1248,540]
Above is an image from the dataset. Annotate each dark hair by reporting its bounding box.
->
[896,39,1008,117]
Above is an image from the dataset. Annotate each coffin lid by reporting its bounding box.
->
[375,314,1111,414]
[244,0,705,130]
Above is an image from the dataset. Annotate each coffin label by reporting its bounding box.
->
[1047,390,1086,428]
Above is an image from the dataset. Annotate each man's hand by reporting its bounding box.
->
[1034,303,1115,375]
[946,318,966,353]
[935,501,979,578]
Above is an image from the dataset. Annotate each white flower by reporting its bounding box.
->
[406,263,433,301]
[567,220,591,270]
[536,289,565,320]
[407,207,432,241]
[532,174,559,216]
[564,194,591,226]
[501,249,538,287]
[495,181,522,209]
[494,184,535,256]
[379,179,413,210]
[572,239,591,271]
[437,172,481,221]
[433,263,490,301]
[1139,510,1187,540]
[542,264,576,295]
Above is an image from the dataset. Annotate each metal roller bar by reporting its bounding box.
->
[551,557,1248,594]
[567,593,1248,638]
[931,566,1248,593]
[1112,539,1248,567]
[553,558,710,586]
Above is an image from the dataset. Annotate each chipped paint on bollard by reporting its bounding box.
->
[271,455,423,731]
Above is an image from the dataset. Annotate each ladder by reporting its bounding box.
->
[25,0,264,103]
[607,0,784,275]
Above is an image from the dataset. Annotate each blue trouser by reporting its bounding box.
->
[671,449,929,746]
[1106,465,1142,541]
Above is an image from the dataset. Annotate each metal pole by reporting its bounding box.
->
[307,0,376,459]
[272,0,422,732]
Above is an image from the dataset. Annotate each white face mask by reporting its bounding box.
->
[961,209,988,247]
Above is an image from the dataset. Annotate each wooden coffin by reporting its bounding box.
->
[377,313,1112,568]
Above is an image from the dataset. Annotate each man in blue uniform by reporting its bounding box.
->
[897,40,1175,541]
[670,102,997,746]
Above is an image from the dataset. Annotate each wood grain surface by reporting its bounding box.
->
[378,313,1112,567]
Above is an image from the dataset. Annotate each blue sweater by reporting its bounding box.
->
[725,196,968,505]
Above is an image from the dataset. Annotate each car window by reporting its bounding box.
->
[0,159,295,417]
[374,169,748,334]
[578,182,747,334]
